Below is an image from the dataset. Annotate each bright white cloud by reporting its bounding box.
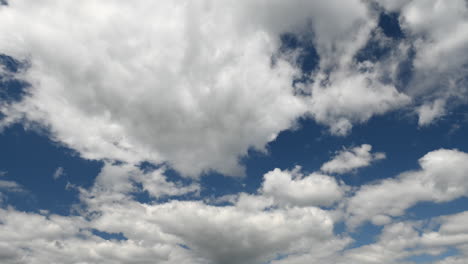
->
[0,0,314,177]
[321,144,386,174]
[2,148,468,263]
[308,68,411,136]
[260,167,345,207]
[0,0,417,177]
[337,211,468,264]
[346,149,468,228]
[417,98,446,126]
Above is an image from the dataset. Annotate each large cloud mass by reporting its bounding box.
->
[0,0,418,175]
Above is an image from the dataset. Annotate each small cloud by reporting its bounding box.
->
[53,167,65,180]
[0,171,6,177]
[0,180,26,193]
[417,99,446,126]
[321,144,386,174]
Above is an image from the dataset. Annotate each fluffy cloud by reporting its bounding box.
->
[307,68,410,135]
[0,0,313,177]
[321,144,386,174]
[0,199,344,264]
[0,0,417,177]
[337,211,468,264]
[1,1,468,262]
[260,167,345,207]
[81,162,199,205]
[346,149,468,228]
[2,148,468,263]
[0,207,191,264]
[388,0,468,125]
[0,163,347,264]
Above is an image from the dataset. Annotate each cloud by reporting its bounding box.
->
[0,0,312,177]
[0,0,467,179]
[416,99,446,126]
[2,149,468,263]
[0,179,26,205]
[336,211,468,264]
[321,144,386,174]
[0,0,419,177]
[82,162,199,206]
[260,167,345,207]
[395,0,468,125]
[52,167,64,180]
[307,67,411,135]
[0,162,349,264]
[0,179,26,193]
[346,149,468,228]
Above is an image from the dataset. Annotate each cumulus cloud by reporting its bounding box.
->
[1,1,468,262]
[335,211,468,264]
[321,144,386,174]
[0,198,345,264]
[82,162,199,205]
[0,0,315,177]
[260,167,345,207]
[346,149,468,228]
[0,0,419,177]
[2,148,468,263]
[307,67,411,135]
[0,163,349,264]
[390,0,468,125]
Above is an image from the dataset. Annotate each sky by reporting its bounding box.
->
[1,0,468,263]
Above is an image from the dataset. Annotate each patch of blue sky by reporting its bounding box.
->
[0,124,102,215]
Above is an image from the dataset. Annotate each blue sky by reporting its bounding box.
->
[1,1,468,264]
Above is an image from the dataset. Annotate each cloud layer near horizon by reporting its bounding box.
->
[1,148,468,263]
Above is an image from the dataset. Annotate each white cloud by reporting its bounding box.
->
[346,149,468,228]
[146,201,337,264]
[82,162,199,206]
[338,211,468,264]
[1,1,468,261]
[398,0,468,124]
[2,150,468,263]
[260,167,345,207]
[417,99,446,126]
[0,197,346,264]
[307,68,411,136]
[321,144,386,174]
[0,0,417,177]
[0,0,316,177]
[52,167,64,180]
